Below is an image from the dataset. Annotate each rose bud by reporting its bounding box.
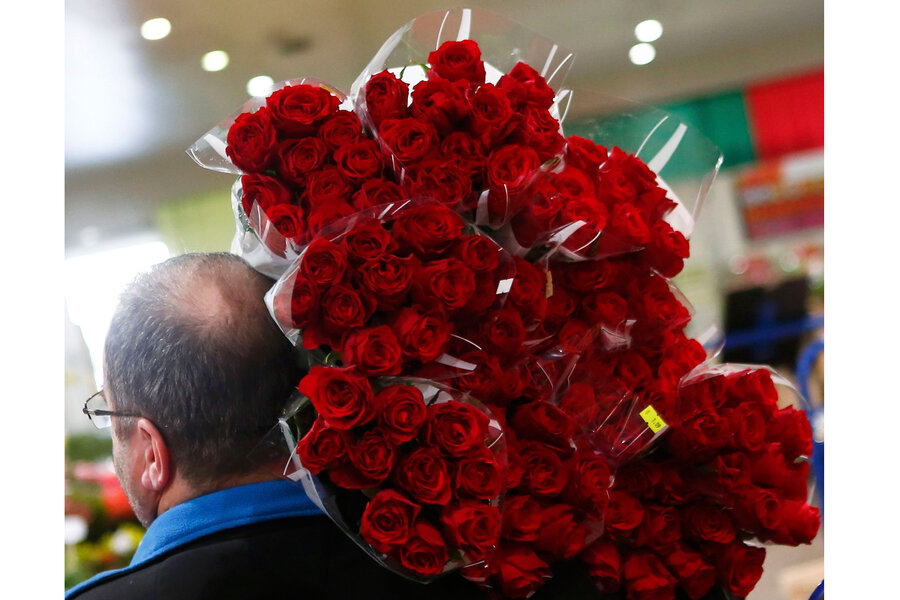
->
[295,417,349,474]
[226,107,277,173]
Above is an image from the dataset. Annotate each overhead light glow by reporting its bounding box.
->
[634,19,663,43]
[247,75,274,97]
[140,18,171,41]
[202,50,230,72]
[629,43,656,66]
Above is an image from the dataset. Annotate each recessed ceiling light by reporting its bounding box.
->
[202,50,230,72]
[247,75,274,97]
[629,43,656,66]
[140,18,171,41]
[635,19,663,43]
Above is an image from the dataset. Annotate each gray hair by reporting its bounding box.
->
[103,252,303,487]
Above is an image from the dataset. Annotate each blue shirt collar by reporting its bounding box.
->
[66,479,320,598]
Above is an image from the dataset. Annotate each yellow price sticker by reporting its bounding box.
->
[639,405,667,433]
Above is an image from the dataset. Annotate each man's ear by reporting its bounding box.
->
[135,418,171,492]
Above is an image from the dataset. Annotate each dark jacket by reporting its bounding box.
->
[65,481,603,600]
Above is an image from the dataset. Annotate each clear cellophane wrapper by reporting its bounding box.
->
[268,375,508,582]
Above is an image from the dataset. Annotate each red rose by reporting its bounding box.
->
[450,235,501,273]
[553,258,617,293]
[423,400,490,458]
[724,401,768,452]
[732,484,783,531]
[289,275,319,328]
[545,287,577,330]
[565,135,608,173]
[711,452,753,491]
[498,62,555,111]
[552,165,598,201]
[334,139,384,183]
[510,178,564,247]
[634,504,682,549]
[511,401,575,449]
[613,350,653,391]
[558,196,609,255]
[610,461,662,499]
[666,412,730,462]
[358,253,417,310]
[622,550,677,600]
[226,108,277,173]
[297,366,375,430]
[375,384,427,445]
[405,160,472,208]
[411,258,477,314]
[390,306,452,363]
[510,105,564,162]
[728,368,778,406]
[266,83,340,137]
[681,503,736,544]
[351,178,405,211]
[276,137,329,187]
[264,202,304,241]
[391,203,465,256]
[410,77,470,136]
[501,494,542,542]
[559,383,600,426]
[490,543,551,599]
[440,131,487,182]
[428,40,485,84]
[394,446,453,505]
[346,429,396,484]
[378,117,439,165]
[340,218,396,263]
[399,520,448,577]
[748,443,809,500]
[301,283,375,348]
[508,257,548,323]
[581,539,621,593]
[341,325,403,376]
[299,238,348,288]
[715,542,765,598]
[441,502,501,561]
[484,307,526,360]
[454,447,503,500]
[307,200,356,236]
[604,491,646,536]
[662,542,716,600]
[768,406,813,460]
[581,291,628,329]
[318,109,363,151]
[296,416,349,474]
[765,500,820,545]
[516,440,567,498]
[304,166,354,211]
[535,503,588,560]
[360,489,421,554]
[470,84,516,148]
[240,173,294,216]
[364,70,410,128]
[485,144,541,222]
[657,465,698,505]
[564,447,613,516]
[643,221,690,278]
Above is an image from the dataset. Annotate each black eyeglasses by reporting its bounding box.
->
[82,389,142,429]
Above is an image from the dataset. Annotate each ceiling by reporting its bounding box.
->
[65,0,824,252]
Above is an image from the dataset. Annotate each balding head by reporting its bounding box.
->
[104,253,303,488]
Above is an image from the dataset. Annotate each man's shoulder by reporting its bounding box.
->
[68,514,490,600]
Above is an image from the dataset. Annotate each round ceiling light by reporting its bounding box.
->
[629,43,656,66]
[634,19,663,43]
[140,18,171,41]
[247,75,275,97]
[202,51,230,72]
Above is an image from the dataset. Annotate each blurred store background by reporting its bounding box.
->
[64,1,824,596]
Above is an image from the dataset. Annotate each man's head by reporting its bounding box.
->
[103,252,303,525]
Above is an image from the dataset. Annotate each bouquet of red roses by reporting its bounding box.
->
[190,7,819,599]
